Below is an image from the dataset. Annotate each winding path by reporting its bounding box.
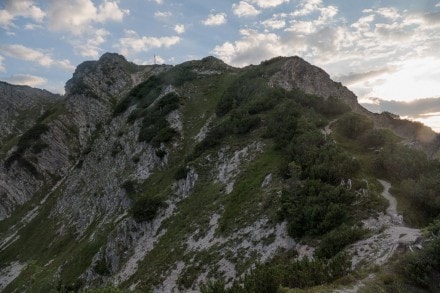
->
[377,179,398,218]
[333,179,421,292]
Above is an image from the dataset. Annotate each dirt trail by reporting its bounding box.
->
[322,119,337,135]
[377,179,398,217]
[332,179,421,292]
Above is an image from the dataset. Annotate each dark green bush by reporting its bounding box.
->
[401,237,440,291]
[17,123,49,153]
[132,196,166,222]
[265,101,300,148]
[280,180,355,238]
[93,259,110,276]
[336,113,373,139]
[175,166,189,180]
[315,224,366,259]
[155,149,167,158]
[121,180,136,195]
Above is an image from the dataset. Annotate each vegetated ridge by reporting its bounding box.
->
[0,53,439,292]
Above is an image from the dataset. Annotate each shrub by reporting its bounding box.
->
[175,166,189,180]
[93,259,110,276]
[336,113,373,139]
[121,180,136,195]
[132,197,166,222]
[280,180,355,238]
[155,149,167,158]
[401,237,440,291]
[17,123,49,153]
[315,224,366,259]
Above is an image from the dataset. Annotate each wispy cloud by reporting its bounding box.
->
[362,97,440,118]
[202,13,227,26]
[232,2,260,17]
[336,67,397,86]
[3,74,47,87]
[154,11,172,21]
[0,44,74,71]
[73,29,109,58]
[0,0,45,29]
[248,0,290,9]
[174,24,185,34]
[46,0,129,35]
[0,55,5,72]
[114,29,181,56]
[262,17,286,30]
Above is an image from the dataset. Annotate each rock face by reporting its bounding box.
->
[0,53,166,220]
[269,56,364,112]
[0,53,437,292]
[0,81,61,141]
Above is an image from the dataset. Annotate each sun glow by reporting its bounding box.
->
[369,58,440,102]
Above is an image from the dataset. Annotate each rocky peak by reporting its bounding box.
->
[269,56,363,111]
[65,52,139,102]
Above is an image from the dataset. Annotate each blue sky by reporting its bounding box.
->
[1,0,440,131]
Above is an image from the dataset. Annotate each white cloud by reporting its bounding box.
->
[154,11,172,20]
[3,74,47,87]
[351,14,375,32]
[0,55,5,72]
[202,13,227,26]
[0,10,14,28]
[248,0,289,9]
[232,2,261,17]
[154,0,163,4]
[0,44,75,71]
[24,23,43,30]
[292,0,322,16]
[96,0,127,22]
[436,2,440,7]
[213,29,284,67]
[174,24,185,34]
[74,29,109,58]
[47,0,129,34]
[262,17,286,30]
[376,7,400,20]
[0,0,45,28]
[115,30,181,56]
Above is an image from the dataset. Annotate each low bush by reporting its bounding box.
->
[132,196,166,222]
[315,224,366,259]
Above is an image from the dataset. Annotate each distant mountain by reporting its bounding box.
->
[0,81,61,147]
[0,53,439,292]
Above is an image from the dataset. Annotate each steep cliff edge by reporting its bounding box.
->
[0,53,166,220]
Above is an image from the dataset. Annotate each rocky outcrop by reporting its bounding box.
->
[269,57,365,112]
[0,81,61,142]
[0,53,166,220]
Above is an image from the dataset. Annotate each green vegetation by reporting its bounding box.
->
[132,196,166,222]
[6,55,440,293]
[400,237,440,291]
[280,180,356,238]
[315,224,366,259]
[201,253,351,293]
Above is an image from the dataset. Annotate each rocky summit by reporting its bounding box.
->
[0,53,439,292]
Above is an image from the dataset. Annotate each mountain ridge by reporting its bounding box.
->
[0,53,439,292]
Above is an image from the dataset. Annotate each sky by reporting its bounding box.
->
[0,0,440,131]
